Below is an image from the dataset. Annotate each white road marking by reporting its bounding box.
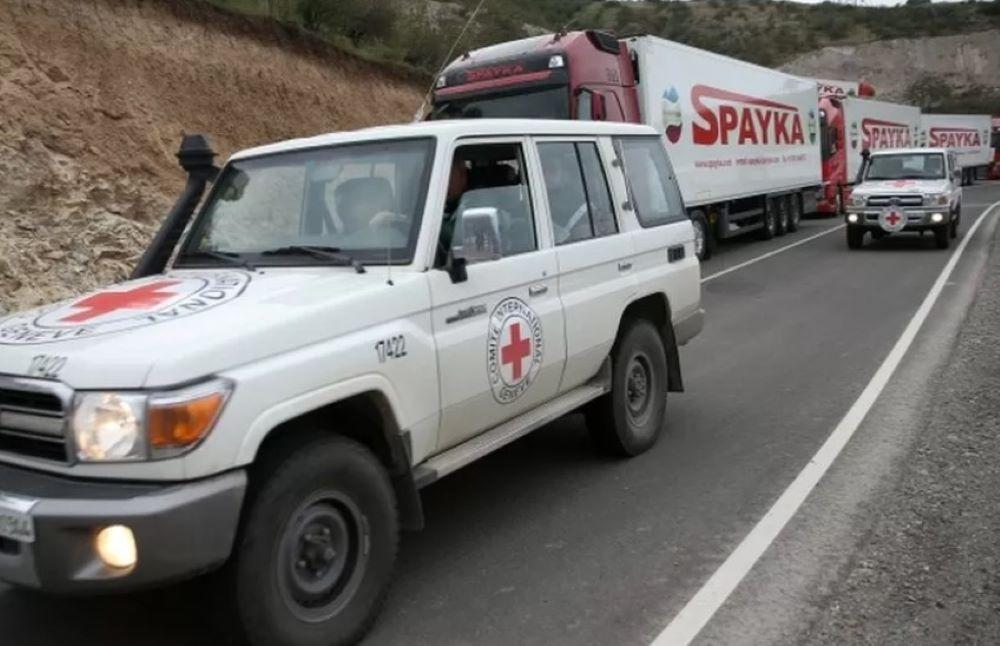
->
[652,199,1000,646]
[701,224,845,283]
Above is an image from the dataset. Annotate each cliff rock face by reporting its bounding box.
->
[0,0,423,313]
[781,30,1000,103]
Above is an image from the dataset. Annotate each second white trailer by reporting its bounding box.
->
[920,113,992,183]
[841,97,922,182]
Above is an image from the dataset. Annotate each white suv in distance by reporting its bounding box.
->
[845,147,963,249]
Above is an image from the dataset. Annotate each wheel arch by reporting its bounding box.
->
[242,383,424,531]
[617,292,683,392]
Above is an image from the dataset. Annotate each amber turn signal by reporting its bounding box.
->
[148,391,226,449]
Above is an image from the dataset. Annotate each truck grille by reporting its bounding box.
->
[0,379,71,463]
[867,195,923,207]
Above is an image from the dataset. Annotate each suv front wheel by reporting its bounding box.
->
[228,435,399,646]
[586,319,668,456]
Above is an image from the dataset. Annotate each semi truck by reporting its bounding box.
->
[815,96,921,215]
[431,31,823,260]
[919,113,993,185]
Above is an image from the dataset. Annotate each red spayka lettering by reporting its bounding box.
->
[692,84,804,146]
[861,118,911,149]
[929,127,981,148]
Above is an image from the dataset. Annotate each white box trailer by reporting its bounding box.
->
[814,78,860,98]
[920,113,992,183]
[626,36,822,247]
[840,97,921,182]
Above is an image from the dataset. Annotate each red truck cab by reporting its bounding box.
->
[431,31,639,123]
[990,117,1000,180]
[815,82,876,216]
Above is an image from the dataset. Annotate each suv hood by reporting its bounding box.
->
[0,268,425,389]
[853,178,948,196]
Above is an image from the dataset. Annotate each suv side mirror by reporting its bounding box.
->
[452,207,502,267]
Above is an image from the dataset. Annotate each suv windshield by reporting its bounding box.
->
[178,138,434,267]
[865,153,945,181]
[431,86,569,120]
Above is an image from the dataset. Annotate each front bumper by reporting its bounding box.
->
[0,462,245,593]
[845,206,952,231]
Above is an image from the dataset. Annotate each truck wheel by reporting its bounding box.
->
[585,320,668,457]
[787,195,801,233]
[690,211,713,261]
[775,198,789,237]
[934,225,950,249]
[230,436,398,646]
[846,227,864,249]
[759,202,777,240]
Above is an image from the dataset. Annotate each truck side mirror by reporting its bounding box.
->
[592,93,606,121]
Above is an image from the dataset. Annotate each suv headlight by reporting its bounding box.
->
[851,195,866,207]
[72,379,231,462]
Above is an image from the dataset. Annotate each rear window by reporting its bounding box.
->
[615,137,685,226]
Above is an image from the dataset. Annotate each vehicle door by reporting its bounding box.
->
[428,138,565,452]
[613,135,700,336]
[532,137,636,392]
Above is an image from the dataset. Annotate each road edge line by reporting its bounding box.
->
[701,223,845,283]
[652,199,1000,646]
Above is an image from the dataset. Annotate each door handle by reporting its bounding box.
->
[445,304,486,324]
[528,284,548,297]
[618,261,633,272]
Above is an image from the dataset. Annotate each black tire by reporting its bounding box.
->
[585,320,668,457]
[775,196,788,237]
[846,227,864,249]
[228,435,398,646]
[690,210,713,261]
[834,192,844,218]
[787,195,801,233]
[759,201,777,240]
[934,225,950,249]
[951,204,961,239]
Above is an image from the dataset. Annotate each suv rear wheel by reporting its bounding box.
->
[228,435,398,646]
[586,319,668,457]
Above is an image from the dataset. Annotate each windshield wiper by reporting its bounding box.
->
[180,250,256,271]
[261,245,366,274]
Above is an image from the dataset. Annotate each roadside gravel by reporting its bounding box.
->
[801,228,1000,645]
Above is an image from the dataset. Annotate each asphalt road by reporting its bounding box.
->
[3,183,999,645]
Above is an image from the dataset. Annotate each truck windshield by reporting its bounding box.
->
[431,87,570,120]
[179,138,434,267]
[865,153,946,181]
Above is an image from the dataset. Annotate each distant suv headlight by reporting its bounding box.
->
[851,195,867,207]
[72,379,232,462]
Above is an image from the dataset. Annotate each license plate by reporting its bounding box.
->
[0,493,36,543]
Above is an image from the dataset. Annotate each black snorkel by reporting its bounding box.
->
[131,134,219,279]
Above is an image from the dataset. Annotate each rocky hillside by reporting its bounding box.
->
[782,29,1000,112]
[0,0,423,313]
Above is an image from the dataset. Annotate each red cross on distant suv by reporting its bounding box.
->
[60,280,180,323]
[501,322,532,381]
[885,211,902,227]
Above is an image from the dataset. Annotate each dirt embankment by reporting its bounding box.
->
[0,0,424,313]
[781,29,1000,103]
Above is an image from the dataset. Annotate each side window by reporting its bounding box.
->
[444,142,537,265]
[538,142,619,245]
[615,136,686,226]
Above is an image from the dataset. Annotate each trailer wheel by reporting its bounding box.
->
[846,227,864,249]
[787,195,801,233]
[585,319,668,457]
[759,200,777,240]
[690,210,713,261]
[775,197,789,237]
[229,435,398,646]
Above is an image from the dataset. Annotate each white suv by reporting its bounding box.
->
[845,147,963,249]
[0,119,702,645]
